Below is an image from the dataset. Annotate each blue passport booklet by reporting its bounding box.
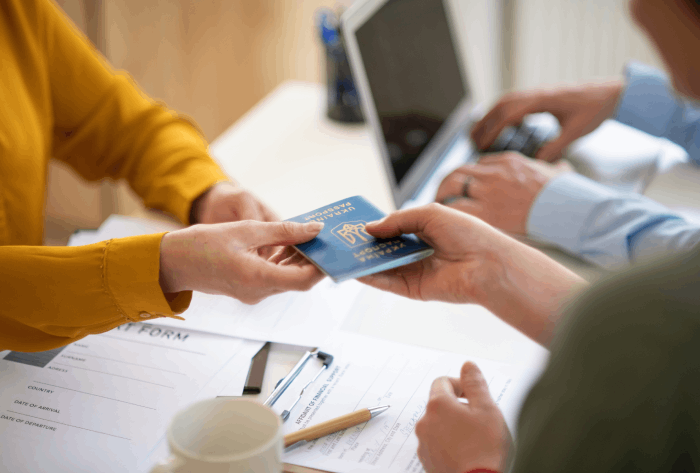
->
[286,196,434,283]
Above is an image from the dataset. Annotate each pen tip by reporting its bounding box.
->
[369,405,390,419]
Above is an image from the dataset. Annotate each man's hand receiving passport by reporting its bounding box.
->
[285,196,433,283]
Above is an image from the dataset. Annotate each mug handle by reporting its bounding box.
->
[149,455,186,473]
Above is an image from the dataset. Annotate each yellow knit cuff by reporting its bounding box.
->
[166,165,230,225]
[103,232,191,322]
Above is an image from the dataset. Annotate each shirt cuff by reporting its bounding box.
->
[527,173,619,253]
[104,232,192,322]
[614,61,679,138]
[630,217,700,264]
[160,160,230,225]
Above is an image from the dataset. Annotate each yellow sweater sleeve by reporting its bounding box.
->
[0,233,191,352]
[43,0,229,224]
[0,0,232,351]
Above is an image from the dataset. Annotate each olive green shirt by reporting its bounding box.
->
[513,249,700,472]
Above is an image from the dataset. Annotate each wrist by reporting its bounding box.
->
[159,229,195,294]
[486,237,586,346]
[602,79,626,120]
[461,454,506,473]
[189,180,235,224]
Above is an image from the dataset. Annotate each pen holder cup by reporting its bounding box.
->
[151,398,283,473]
[323,36,364,124]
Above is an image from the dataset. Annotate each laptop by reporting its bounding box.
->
[342,0,556,209]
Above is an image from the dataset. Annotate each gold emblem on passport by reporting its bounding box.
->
[331,221,372,248]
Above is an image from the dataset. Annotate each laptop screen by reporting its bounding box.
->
[355,0,467,185]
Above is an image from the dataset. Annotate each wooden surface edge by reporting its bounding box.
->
[283,463,331,473]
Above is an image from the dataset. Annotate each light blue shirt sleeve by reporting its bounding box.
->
[615,61,700,164]
[527,173,700,269]
[526,62,700,269]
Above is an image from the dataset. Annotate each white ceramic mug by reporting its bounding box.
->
[151,398,282,473]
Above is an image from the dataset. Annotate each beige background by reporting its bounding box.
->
[45,0,662,244]
[46,0,340,243]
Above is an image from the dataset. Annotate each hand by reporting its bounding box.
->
[472,80,624,162]
[359,204,586,345]
[435,152,572,234]
[416,362,510,473]
[159,221,325,304]
[190,182,279,224]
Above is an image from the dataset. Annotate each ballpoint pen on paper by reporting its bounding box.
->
[284,405,390,449]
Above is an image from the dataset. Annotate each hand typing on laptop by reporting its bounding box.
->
[471,81,624,163]
[436,152,572,235]
[437,70,700,270]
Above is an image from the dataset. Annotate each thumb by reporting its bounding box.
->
[459,362,494,408]
[250,221,324,247]
[365,205,437,239]
[535,126,583,162]
[358,268,413,299]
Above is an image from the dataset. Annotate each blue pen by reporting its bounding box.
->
[316,8,339,48]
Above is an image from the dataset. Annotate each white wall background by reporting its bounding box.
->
[448,0,504,105]
[451,0,665,106]
[511,0,664,90]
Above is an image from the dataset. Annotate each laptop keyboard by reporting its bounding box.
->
[483,122,557,158]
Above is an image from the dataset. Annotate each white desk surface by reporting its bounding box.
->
[209,81,548,473]
[210,81,395,218]
[208,81,549,402]
[207,81,700,472]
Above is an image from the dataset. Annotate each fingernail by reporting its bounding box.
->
[305,222,324,232]
[441,196,460,205]
[365,218,384,227]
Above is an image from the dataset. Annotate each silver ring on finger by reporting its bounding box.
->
[461,176,475,198]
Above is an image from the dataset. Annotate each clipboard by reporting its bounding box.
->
[243,342,270,395]
[264,349,334,422]
[273,349,335,473]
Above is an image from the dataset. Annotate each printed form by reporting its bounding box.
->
[277,332,540,473]
[155,279,363,346]
[70,215,364,346]
[0,323,263,473]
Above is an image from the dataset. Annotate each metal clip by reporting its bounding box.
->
[263,350,334,422]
